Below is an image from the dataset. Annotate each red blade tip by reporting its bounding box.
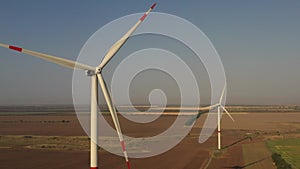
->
[151,3,157,9]
[126,161,131,169]
[9,45,22,52]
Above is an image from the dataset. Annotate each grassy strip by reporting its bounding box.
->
[266,138,300,169]
[0,135,90,151]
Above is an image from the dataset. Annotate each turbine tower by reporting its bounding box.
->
[0,3,157,169]
[217,85,234,150]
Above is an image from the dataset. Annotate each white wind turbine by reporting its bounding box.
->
[0,3,157,169]
[185,84,234,150]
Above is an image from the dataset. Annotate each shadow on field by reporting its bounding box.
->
[223,156,271,169]
[222,136,252,149]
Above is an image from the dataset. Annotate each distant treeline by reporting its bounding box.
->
[0,105,76,112]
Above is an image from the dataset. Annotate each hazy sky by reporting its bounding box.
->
[0,0,299,105]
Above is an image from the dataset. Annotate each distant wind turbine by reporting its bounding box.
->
[0,3,157,169]
[185,84,234,150]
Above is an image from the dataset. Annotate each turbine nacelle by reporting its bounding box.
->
[210,103,234,122]
[86,70,96,76]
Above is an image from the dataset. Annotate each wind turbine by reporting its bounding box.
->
[185,84,234,150]
[0,3,157,169]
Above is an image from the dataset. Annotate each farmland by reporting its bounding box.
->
[0,105,300,169]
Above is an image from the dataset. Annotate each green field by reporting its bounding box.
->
[266,138,300,169]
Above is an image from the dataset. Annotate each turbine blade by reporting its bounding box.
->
[221,106,234,122]
[97,73,130,169]
[219,84,226,104]
[185,115,198,126]
[98,3,157,69]
[185,110,209,126]
[0,43,95,71]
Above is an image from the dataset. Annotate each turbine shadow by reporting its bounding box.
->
[222,136,252,149]
[223,156,271,169]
